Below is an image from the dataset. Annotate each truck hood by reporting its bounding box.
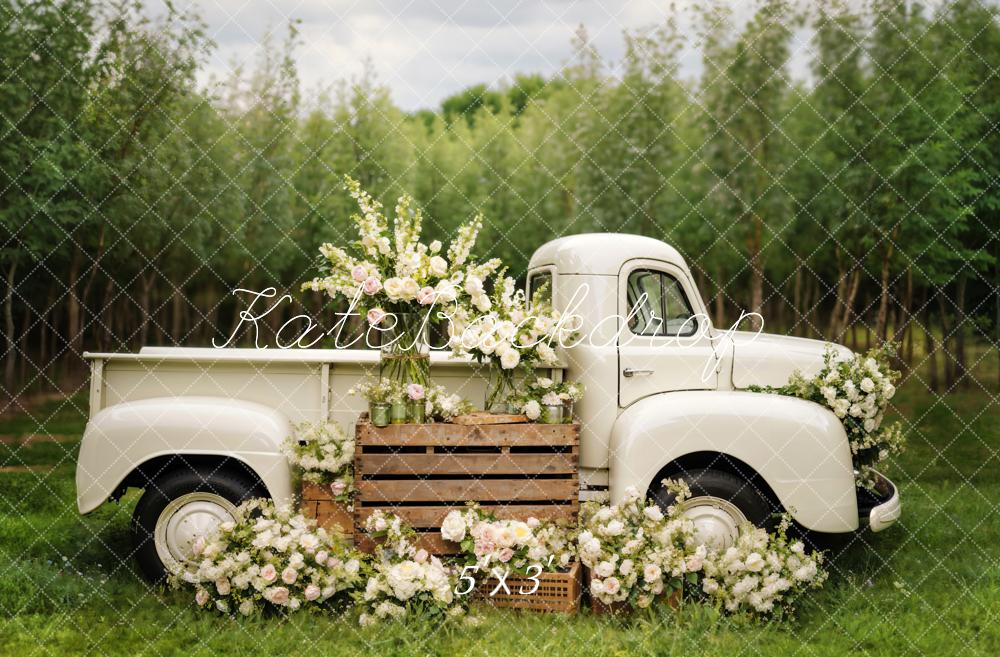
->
[728,331,851,389]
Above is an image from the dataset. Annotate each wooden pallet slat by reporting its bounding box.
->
[354,418,580,559]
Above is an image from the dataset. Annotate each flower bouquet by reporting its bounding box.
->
[448,275,578,412]
[177,499,363,615]
[302,176,501,388]
[282,422,355,501]
[516,375,585,424]
[358,510,466,625]
[424,384,475,422]
[698,517,827,615]
[440,506,577,575]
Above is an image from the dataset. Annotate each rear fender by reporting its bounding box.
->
[76,396,295,514]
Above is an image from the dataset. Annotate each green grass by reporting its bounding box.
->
[0,378,996,656]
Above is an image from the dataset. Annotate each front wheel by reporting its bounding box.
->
[131,464,267,581]
[650,468,774,550]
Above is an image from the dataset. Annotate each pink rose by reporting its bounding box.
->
[281,566,298,585]
[414,548,429,563]
[366,308,386,325]
[215,579,231,596]
[260,564,277,582]
[406,383,425,401]
[304,584,321,601]
[330,480,347,496]
[351,265,368,282]
[195,589,210,606]
[416,286,436,305]
[362,276,382,295]
[315,550,328,565]
[474,540,495,558]
[498,547,514,563]
[604,577,621,595]
[268,586,290,605]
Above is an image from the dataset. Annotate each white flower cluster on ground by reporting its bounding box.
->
[440,506,576,574]
[359,510,465,626]
[765,344,906,487]
[177,499,362,615]
[281,422,354,499]
[700,518,827,614]
[578,482,700,608]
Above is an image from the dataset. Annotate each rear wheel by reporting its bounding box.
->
[650,468,774,550]
[131,464,267,581]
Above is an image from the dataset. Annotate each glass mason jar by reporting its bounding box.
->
[379,311,430,388]
[390,400,409,424]
[540,404,564,425]
[408,400,426,424]
[562,401,574,424]
[484,366,516,414]
[370,403,391,428]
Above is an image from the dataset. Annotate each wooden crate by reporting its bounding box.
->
[474,562,582,613]
[354,419,579,555]
[300,482,354,540]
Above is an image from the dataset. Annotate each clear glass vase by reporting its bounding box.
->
[379,311,430,387]
[485,366,516,414]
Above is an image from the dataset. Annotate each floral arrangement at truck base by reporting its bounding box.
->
[440,505,577,575]
[176,499,363,615]
[281,422,354,502]
[753,344,905,488]
[578,482,699,608]
[698,517,826,615]
[359,510,467,625]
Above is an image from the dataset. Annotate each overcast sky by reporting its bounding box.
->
[149,0,737,110]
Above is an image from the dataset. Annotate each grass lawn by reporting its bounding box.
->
[0,365,997,657]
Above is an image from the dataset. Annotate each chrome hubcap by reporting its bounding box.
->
[678,496,748,550]
[154,492,236,574]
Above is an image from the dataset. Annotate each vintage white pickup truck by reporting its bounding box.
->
[78,233,900,580]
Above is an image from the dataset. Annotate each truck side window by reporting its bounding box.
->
[527,271,553,306]
[626,269,697,337]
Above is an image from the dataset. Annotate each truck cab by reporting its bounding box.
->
[527,233,900,548]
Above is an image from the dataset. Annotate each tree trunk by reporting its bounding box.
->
[713,264,725,329]
[899,269,914,364]
[792,267,803,336]
[138,274,155,346]
[4,261,17,400]
[937,292,954,389]
[748,215,764,331]
[875,235,897,341]
[924,304,938,392]
[954,274,968,389]
[171,287,184,344]
[67,248,83,362]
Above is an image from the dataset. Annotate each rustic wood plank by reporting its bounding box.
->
[354,532,460,555]
[453,412,528,425]
[357,477,578,503]
[356,504,579,528]
[357,421,579,447]
[358,452,578,476]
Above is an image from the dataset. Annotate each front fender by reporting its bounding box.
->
[610,391,859,532]
[76,396,295,514]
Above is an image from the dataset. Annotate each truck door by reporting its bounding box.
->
[617,259,718,407]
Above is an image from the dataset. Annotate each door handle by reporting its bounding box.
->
[623,367,654,378]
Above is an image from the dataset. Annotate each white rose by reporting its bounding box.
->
[643,563,661,582]
[435,280,458,303]
[400,277,420,300]
[429,256,448,277]
[522,400,541,420]
[595,561,615,578]
[499,348,520,369]
[536,342,557,364]
[619,559,634,576]
[383,277,404,300]
[464,276,484,295]
[643,505,663,522]
[745,552,765,572]
[860,377,875,393]
[604,519,624,536]
[441,511,467,543]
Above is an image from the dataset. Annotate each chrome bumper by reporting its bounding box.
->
[858,470,901,532]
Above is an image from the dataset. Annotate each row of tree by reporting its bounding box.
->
[2,0,997,403]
